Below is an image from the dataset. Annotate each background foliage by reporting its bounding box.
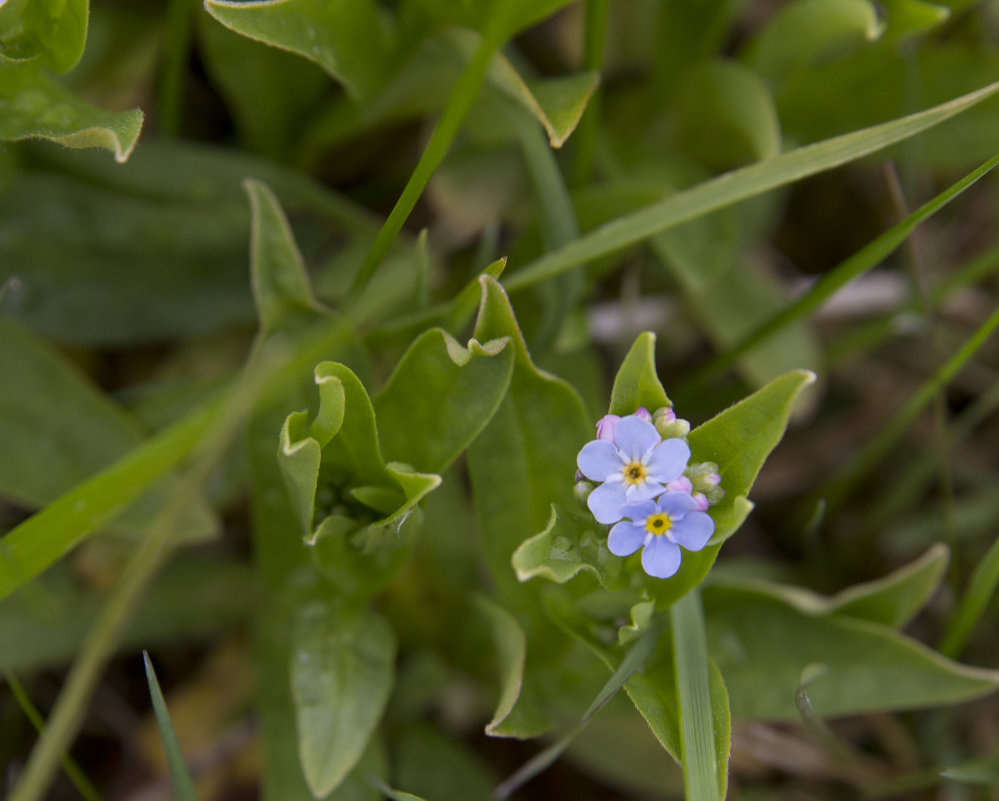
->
[3,1,999,799]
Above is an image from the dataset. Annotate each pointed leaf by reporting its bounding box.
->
[0,73,142,162]
[203,0,389,99]
[608,332,671,414]
[373,330,514,474]
[143,652,199,801]
[703,587,999,719]
[475,596,548,737]
[291,601,396,797]
[245,179,324,337]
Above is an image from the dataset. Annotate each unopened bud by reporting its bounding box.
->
[634,407,652,422]
[666,476,693,494]
[596,414,621,441]
[691,492,710,512]
[654,405,690,440]
[574,480,595,505]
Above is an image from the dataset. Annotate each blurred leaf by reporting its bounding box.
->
[203,0,389,98]
[673,59,781,169]
[880,0,950,42]
[942,753,999,785]
[143,652,199,801]
[0,0,87,72]
[291,600,396,797]
[475,595,548,737]
[0,316,142,508]
[703,587,999,719]
[244,178,325,337]
[710,544,949,628]
[0,557,253,672]
[393,724,495,801]
[373,330,514,474]
[746,0,883,84]
[196,11,329,159]
[0,73,142,161]
[467,276,591,601]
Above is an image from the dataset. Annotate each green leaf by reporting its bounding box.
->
[203,0,389,99]
[703,587,999,719]
[0,0,88,72]
[608,331,671,414]
[0,316,142,509]
[143,652,199,801]
[746,0,883,83]
[373,330,514,474]
[393,724,496,801]
[673,59,781,169]
[709,544,950,628]
[941,753,999,786]
[291,600,396,797]
[0,73,142,162]
[474,596,548,737]
[503,79,999,293]
[245,178,325,337]
[467,276,591,601]
[880,0,950,42]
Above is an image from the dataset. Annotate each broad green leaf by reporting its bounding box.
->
[880,0,950,42]
[203,0,389,99]
[503,79,999,293]
[703,587,999,719]
[467,276,591,601]
[475,595,548,737]
[673,59,781,169]
[608,331,671,415]
[291,600,396,797]
[708,544,949,628]
[196,12,329,159]
[373,330,514,474]
[0,73,142,162]
[746,0,883,83]
[19,0,88,72]
[245,178,325,337]
[142,652,199,801]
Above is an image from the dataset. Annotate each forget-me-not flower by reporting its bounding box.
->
[577,414,690,524]
[608,492,714,578]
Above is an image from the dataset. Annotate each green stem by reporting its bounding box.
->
[348,35,496,299]
[939,534,999,658]
[671,588,719,801]
[3,674,104,801]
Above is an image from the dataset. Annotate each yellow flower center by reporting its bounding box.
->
[623,462,646,485]
[645,513,672,536]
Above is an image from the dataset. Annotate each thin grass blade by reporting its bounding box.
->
[142,651,199,801]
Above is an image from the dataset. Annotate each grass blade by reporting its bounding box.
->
[142,651,199,801]
[940,535,999,658]
[685,150,999,387]
[349,36,496,298]
[2,674,103,801]
[671,587,721,801]
[503,80,999,293]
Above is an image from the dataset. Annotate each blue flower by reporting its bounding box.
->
[607,492,714,578]
[576,414,691,524]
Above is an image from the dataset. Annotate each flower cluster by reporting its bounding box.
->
[575,407,722,579]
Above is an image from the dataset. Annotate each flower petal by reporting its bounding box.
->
[577,440,623,482]
[670,511,714,552]
[644,438,691,483]
[614,416,660,461]
[626,480,667,503]
[656,491,699,518]
[641,537,682,578]
[620,499,657,522]
[607,521,646,557]
[587,481,628,524]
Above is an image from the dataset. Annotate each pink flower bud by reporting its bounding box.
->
[635,407,652,422]
[596,414,621,441]
[666,476,693,494]
[692,492,710,512]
